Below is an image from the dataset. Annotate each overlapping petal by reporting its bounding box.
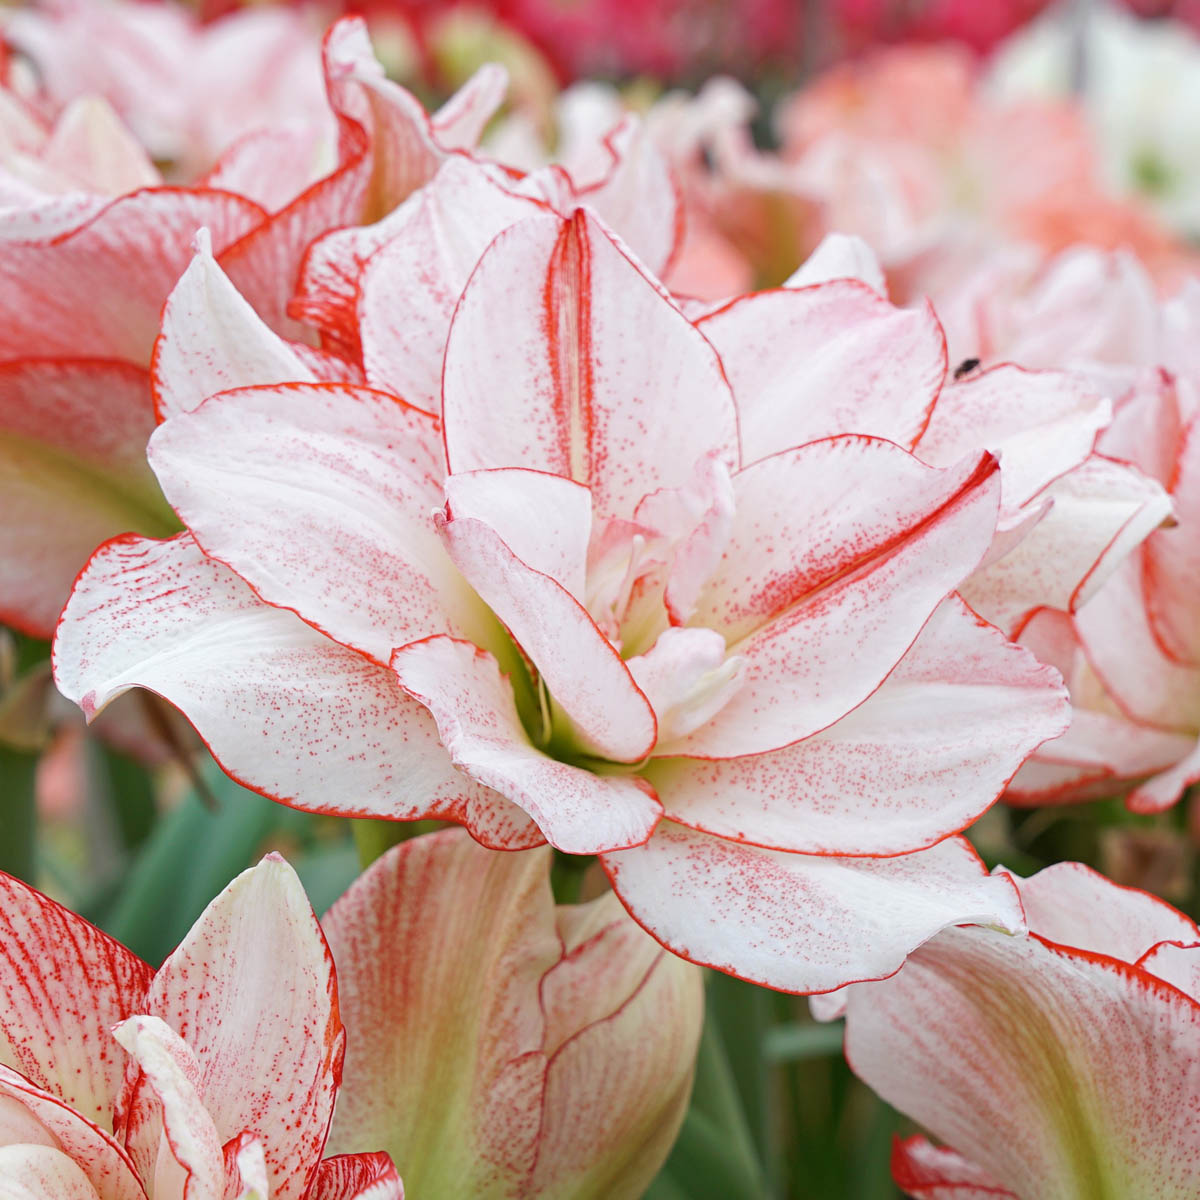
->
[441,209,739,522]
[678,440,1001,757]
[650,596,1067,853]
[603,825,1025,994]
[53,534,539,849]
[322,827,701,1200]
[842,896,1200,1198]
[697,281,946,461]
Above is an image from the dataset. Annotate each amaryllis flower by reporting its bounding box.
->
[324,826,703,1198]
[830,861,1200,1198]
[55,194,1075,992]
[0,853,402,1198]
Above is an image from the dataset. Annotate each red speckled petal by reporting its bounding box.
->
[149,383,496,664]
[0,870,152,1133]
[697,281,945,463]
[53,534,539,849]
[650,597,1067,854]
[842,923,1200,1198]
[962,456,1171,637]
[679,440,1000,758]
[442,209,738,524]
[0,357,170,638]
[112,1016,226,1200]
[443,469,592,601]
[602,825,1025,993]
[1008,861,1200,963]
[436,513,656,763]
[890,1136,1015,1199]
[358,159,547,414]
[138,857,341,1200]
[309,1153,404,1200]
[0,188,265,363]
[152,232,314,421]
[392,637,661,853]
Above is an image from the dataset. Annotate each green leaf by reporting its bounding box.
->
[0,745,37,883]
[648,977,769,1199]
[762,1021,845,1063]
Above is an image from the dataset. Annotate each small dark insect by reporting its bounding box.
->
[953,357,981,380]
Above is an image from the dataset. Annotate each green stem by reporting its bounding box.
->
[352,817,441,867]
[0,745,37,882]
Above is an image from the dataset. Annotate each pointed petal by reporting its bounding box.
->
[112,1016,226,1200]
[603,825,1025,993]
[151,232,314,421]
[431,64,508,149]
[442,209,738,523]
[53,535,539,849]
[651,597,1067,853]
[436,512,656,763]
[0,188,265,362]
[0,357,171,638]
[357,160,546,413]
[0,870,152,1131]
[149,383,496,663]
[309,1154,404,1200]
[140,857,341,1200]
[679,441,1001,757]
[783,233,886,294]
[890,1136,1015,1200]
[391,637,661,853]
[0,1144,106,1200]
[697,282,945,463]
[842,923,1200,1199]
[568,116,682,277]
